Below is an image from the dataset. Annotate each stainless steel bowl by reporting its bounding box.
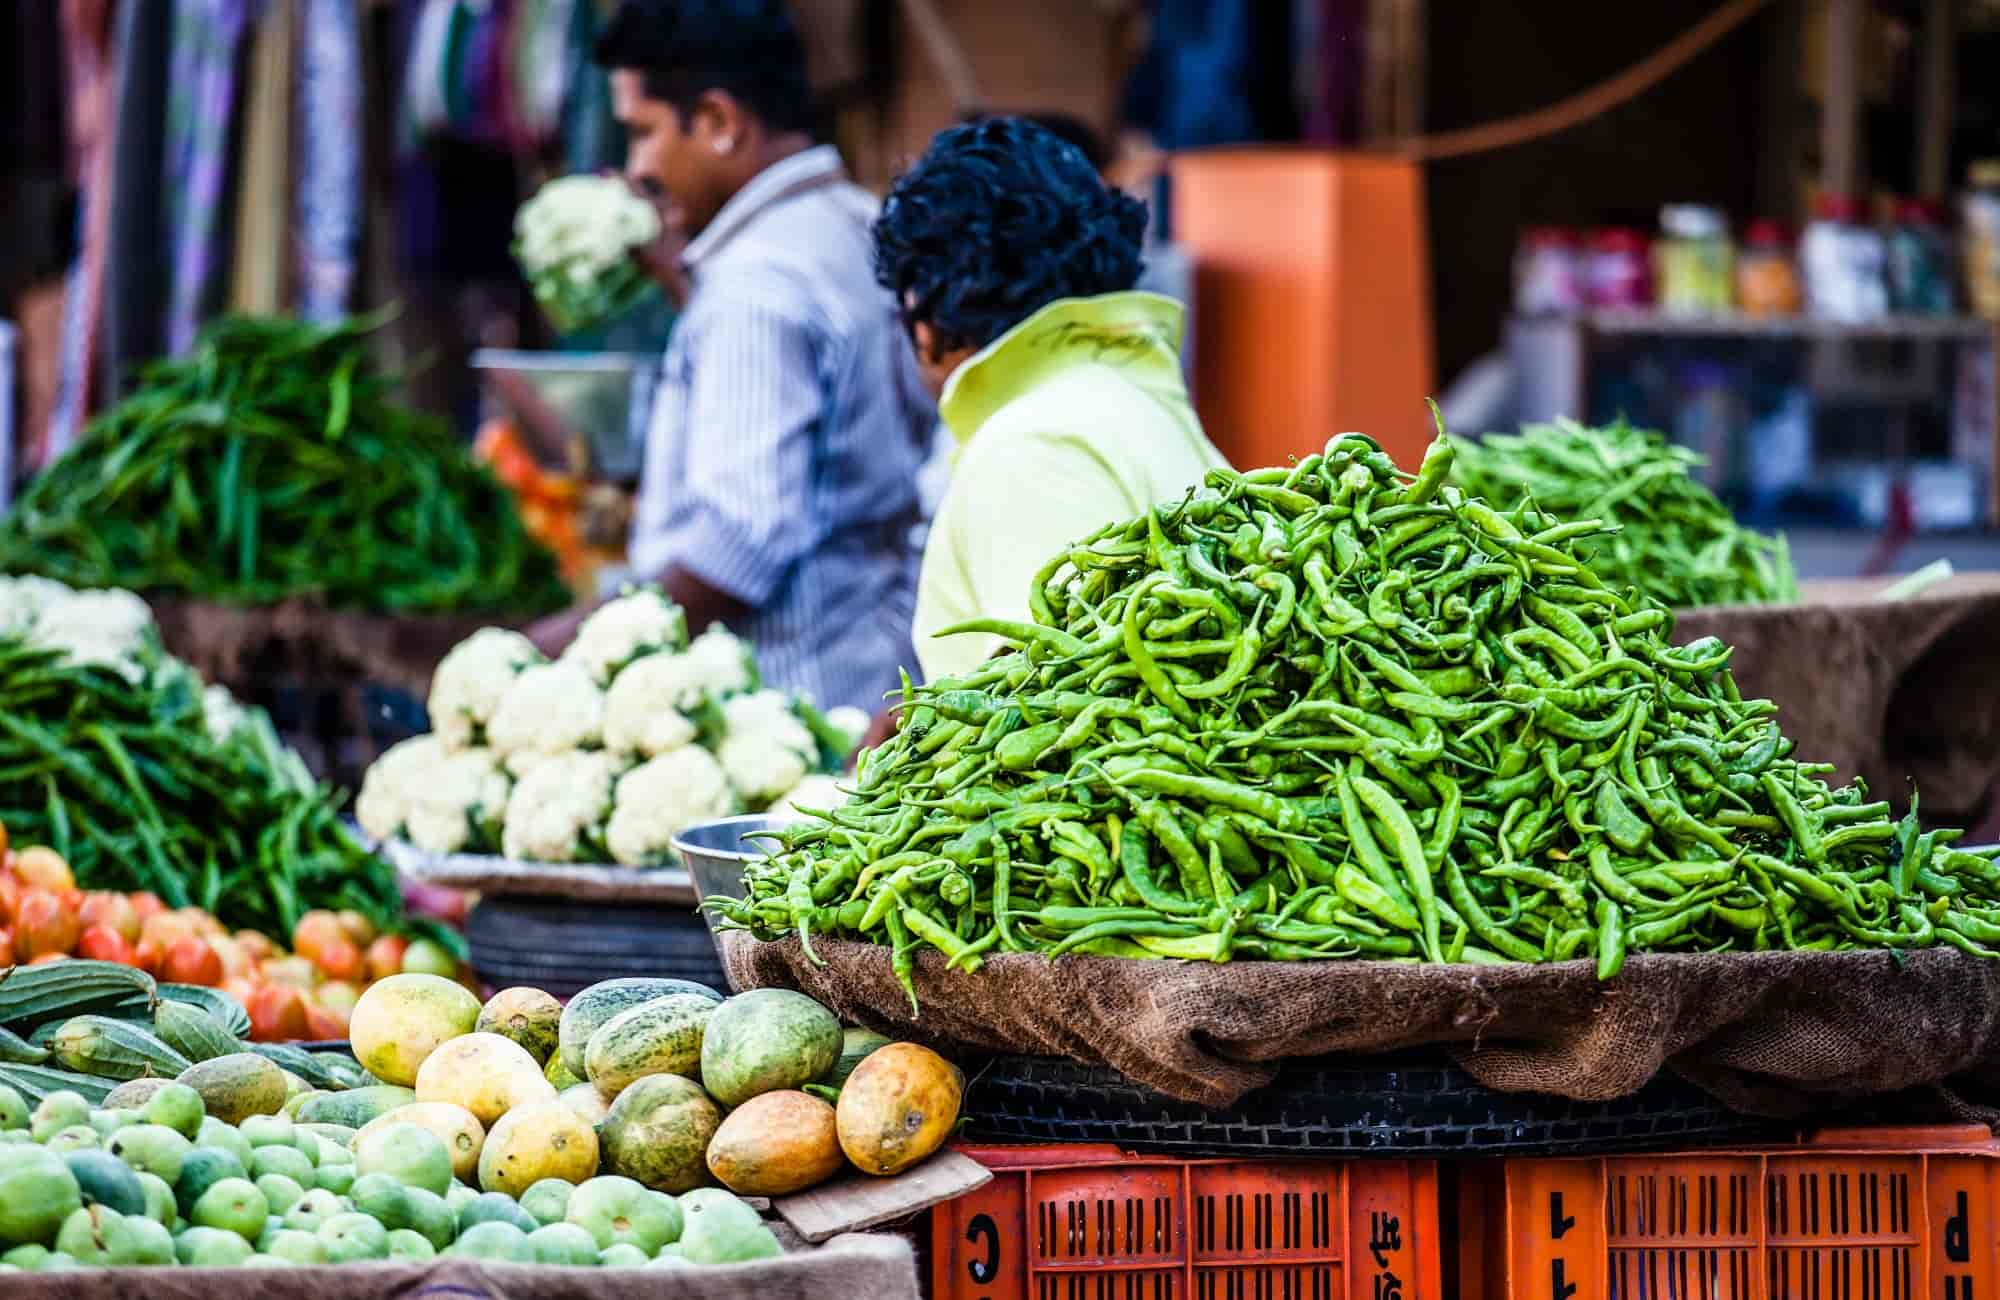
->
[673,814,798,955]
[468,348,651,480]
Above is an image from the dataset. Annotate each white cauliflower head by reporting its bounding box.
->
[823,705,871,750]
[562,589,687,685]
[30,588,156,678]
[202,685,248,745]
[429,627,543,749]
[502,749,622,863]
[355,735,449,843]
[678,624,757,703]
[514,175,660,278]
[715,690,819,804]
[0,576,74,637]
[767,774,852,819]
[604,746,737,867]
[485,659,606,759]
[405,747,512,856]
[602,653,702,758]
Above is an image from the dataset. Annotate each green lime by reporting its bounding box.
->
[244,1252,293,1267]
[314,1161,356,1195]
[400,938,458,977]
[448,1220,530,1262]
[445,1183,479,1215]
[264,1228,327,1265]
[63,1148,145,1215]
[348,1171,410,1226]
[175,1225,253,1267]
[256,1173,306,1215]
[33,1251,78,1271]
[135,1171,176,1226]
[240,1115,293,1148]
[197,1118,252,1168]
[30,1091,90,1143]
[527,1221,600,1266]
[459,1191,538,1235]
[0,1085,26,1131]
[520,1177,574,1226]
[45,1125,99,1154]
[317,1212,389,1263]
[281,1188,348,1234]
[250,1145,315,1186]
[0,1244,49,1269]
[191,1177,269,1241]
[0,1148,81,1247]
[124,1215,175,1265]
[55,1205,143,1265]
[352,1122,452,1197]
[313,1135,350,1167]
[386,1228,437,1260]
[290,1130,321,1167]
[568,1175,681,1253]
[600,1242,650,1267]
[141,1085,205,1140]
[173,1147,248,1217]
[107,1124,193,1184]
[402,1186,458,1250]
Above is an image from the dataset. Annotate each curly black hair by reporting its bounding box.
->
[594,0,814,136]
[873,117,1148,355]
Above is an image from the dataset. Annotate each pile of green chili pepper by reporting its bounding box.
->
[0,637,422,944]
[1450,418,1797,609]
[0,313,570,615]
[714,431,1998,1011]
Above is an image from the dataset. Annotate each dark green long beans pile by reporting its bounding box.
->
[0,314,570,615]
[0,639,414,940]
[1450,419,1797,609]
[716,432,2000,1011]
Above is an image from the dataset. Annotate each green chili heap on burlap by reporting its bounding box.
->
[714,431,1997,1012]
[1450,418,1797,610]
[0,313,570,615]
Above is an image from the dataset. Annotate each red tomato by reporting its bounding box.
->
[0,927,13,966]
[314,936,364,983]
[291,911,343,964]
[159,936,223,986]
[232,929,278,963]
[75,924,137,965]
[335,909,377,948]
[78,893,142,945]
[364,935,408,983]
[303,1003,349,1040]
[248,985,309,1042]
[10,846,72,894]
[129,892,167,920]
[27,952,68,965]
[0,870,19,926]
[14,889,79,958]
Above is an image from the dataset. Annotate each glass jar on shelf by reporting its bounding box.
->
[1512,226,1584,316]
[1801,193,1888,321]
[1965,160,2000,321]
[1887,199,1955,315]
[1654,204,1734,314]
[1734,219,1801,316]
[1584,227,1652,311]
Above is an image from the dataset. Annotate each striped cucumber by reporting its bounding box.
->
[0,1062,119,1105]
[0,1024,50,1065]
[153,1001,242,1063]
[310,1052,369,1090]
[156,985,252,1040]
[0,960,156,1029]
[247,1042,351,1090]
[49,1016,192,1081]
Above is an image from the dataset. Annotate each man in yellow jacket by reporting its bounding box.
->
[873,117,1229,685]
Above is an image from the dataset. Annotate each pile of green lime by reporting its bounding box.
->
[0,1081,780,1271]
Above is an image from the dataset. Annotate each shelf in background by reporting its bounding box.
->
[1576,311,1996,342]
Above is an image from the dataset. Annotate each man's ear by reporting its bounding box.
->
[690,89,747,156]
[912,320,944,365]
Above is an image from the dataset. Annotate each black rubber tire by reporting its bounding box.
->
[959,1052,1776,1156]
[465,895,730,999]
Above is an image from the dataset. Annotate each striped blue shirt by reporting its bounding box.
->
[630,146,933,713]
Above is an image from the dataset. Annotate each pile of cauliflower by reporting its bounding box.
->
[513,174,661,334]
[356,588,864,867]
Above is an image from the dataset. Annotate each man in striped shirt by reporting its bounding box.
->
[532,0,931,716]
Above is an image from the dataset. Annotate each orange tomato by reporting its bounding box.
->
[364,934,408,982]
[75,924,136,965]
[314,936,364,983]
[303,1003,349,1040]
[0,870,19,925]
[140,911,196,952]
[209,935,253,980]
[11,847,73,894]
[159,936,223,987]
[335,909,378,948]
[221,976,258,1006]
[0,927,13,966]
[232,929,278,963]
[129,892,166,920]
[248,985,309,1042]
[0,818,9,861]
[14,889,79,958]
[78,893,142,945]
[27,952,67,965]
[291,910,343,963]
[179,907,225,940]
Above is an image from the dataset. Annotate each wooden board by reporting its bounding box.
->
[774,1151,991,1244]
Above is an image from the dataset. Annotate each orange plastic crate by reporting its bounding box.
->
[932,1143,1442,1300]
[1475,1124,2000,1300]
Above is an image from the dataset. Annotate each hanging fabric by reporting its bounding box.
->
[162,0,257,356]
[230,0,299,315]
[295,0,365,321]
[50,0,120,460]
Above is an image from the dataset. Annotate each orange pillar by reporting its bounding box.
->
[1169,150,1436,473]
